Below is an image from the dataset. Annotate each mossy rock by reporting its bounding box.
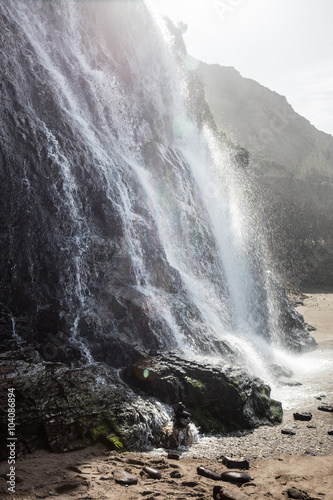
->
[90,413,126,452]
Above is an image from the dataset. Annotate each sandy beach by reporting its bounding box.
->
[1,291,332,500]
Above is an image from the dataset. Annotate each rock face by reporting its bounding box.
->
[197,63,333,287]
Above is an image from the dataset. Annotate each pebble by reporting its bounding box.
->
[143,467,161,480]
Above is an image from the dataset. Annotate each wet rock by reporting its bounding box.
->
[318,405,333,412]
[143,467,162,479]
[279,379,302,387]
[0,359,173,459]
[281,429,296,435]
[123,354,283,433]
[168,451,181,460]
[113,469,138,485]
[272,364,293,379]
[213,484,250,500]
[221,456,249,469]
[286,486,310,499]
[293,412,312,421]
[175,402,192,428]
[197,466,222,480]
[220,471,253,485]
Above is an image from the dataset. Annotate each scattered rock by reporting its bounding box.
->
[170,470,182,478]
[213,484,250,500]
[328,430,333,435]
[113,469,138,485]
[221,456,249,469]
[286,486,310,499]
[127,458,145,466]
[182,480,198,487]
[143,467,162,479]
[168,451,181,460]
[220,471,253,485]
[281,429,296,435]
[197,466,222,480]
[293,412,312,421]
[318,406,333,412]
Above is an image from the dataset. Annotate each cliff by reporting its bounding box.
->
[197,63,333,286]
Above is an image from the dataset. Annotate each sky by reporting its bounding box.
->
[149,0,333,137]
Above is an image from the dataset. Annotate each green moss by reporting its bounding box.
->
[269,400,283,424]
[106,434,125,451]
[185,376,204,389]
[91,423,108,442]
[90,412,126,452]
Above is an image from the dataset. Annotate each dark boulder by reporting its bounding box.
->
[123,353,282,433]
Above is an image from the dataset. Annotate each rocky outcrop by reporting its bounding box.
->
[123,353,282,434]
[0,331,282,459]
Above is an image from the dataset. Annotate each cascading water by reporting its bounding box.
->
[0,0,313,386]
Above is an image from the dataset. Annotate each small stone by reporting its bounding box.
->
[167,451,180,460]
[281,429,296,435]
[293,412,312,421]
[221,456,249,469]
[286,486,310,499]
[113,469,138,485]
[197,466,222,481]
[220,471,253,485]
[318,405,333,412]
[143,467,161,479]
[213,484,251,500]
[170,470,182,478]
[328,430,333,435]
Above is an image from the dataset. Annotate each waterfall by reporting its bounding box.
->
[0,0,311,381]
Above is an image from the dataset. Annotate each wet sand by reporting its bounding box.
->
[1,291,332,499]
